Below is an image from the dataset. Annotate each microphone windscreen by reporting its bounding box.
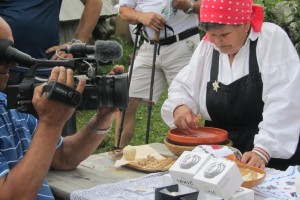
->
[94,40,123,62]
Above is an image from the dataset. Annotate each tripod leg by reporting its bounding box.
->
[145,41,158,144]
[116,24,143,148]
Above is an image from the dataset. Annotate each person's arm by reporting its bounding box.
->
[236,24,300,170]
[48,0,102,60]
[51,107,117,170]
[119,6,165,32]
[50,65,124,170]
[74,0,103,43]
[172,0,201,14]
[0,67,85,200]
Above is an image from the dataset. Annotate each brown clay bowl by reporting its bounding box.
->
[237,163,266,188]
[164,137,233,157]
[167,127,228,146]
[164,137,196,157]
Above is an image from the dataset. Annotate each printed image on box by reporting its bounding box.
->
[193,158,243,200]
[230,187,254,200]
[169,151,211,189]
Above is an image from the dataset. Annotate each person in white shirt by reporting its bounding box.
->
[161,0,300,170]
[114,0,201,149]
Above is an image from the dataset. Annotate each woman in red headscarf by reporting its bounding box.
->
[162,0,300,170]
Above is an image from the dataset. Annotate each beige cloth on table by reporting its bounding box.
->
[114,145,165,167]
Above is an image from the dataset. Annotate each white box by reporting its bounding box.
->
[195,187,254,200]
[197,192,224,200]
[162,173,174,186]
[162,173,198,193]
[169,151,211,189]
[229,187,254,200]
[193,158,243,200]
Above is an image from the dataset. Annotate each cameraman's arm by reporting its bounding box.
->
[0,67,85,200]
[51,107,117,170]
[50,65,124,170]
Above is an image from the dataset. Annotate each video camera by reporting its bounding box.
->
[0,39,129,116]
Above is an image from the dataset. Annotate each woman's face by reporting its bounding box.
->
[206,23,251,55]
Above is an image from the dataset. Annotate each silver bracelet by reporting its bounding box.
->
[88,115,112,135]
[71,38,82,44]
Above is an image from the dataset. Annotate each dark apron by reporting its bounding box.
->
[205,40,300,170]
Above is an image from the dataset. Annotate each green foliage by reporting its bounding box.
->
[258,0,300,54]
[130,87,170,145]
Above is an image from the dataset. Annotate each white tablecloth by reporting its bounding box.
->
[70,166,299,200]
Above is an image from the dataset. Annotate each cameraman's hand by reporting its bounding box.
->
[93,107,119,131]
[91,65,125,128]
[32,66,85,128]
[108,65,125,75]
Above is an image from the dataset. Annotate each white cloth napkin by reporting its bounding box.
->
[191,145,241,158]
[114,145,166,167]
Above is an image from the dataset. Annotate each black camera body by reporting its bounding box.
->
[78,74,129,110]
[0,38,128,116]
[5,57,129,116]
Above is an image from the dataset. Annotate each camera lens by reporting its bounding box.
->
[97,74,129,109]
[113,74,129,109]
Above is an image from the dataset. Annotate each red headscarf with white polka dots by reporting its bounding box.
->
[200,0,264,32]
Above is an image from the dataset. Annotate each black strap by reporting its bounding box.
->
[210,39,259,81]
[132,23,143,35]
[43,81,82,108]
[210,49,220,81]
[158,24,175,55]
[249,39,259,73]
[143,27,199,46]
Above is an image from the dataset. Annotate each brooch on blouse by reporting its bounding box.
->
[212,80,220,92]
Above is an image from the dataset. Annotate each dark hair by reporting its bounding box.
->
[199,22,226,31]
[200,22,247,32]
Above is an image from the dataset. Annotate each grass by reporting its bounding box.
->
[76,38,170,153]
[76,88,170,153]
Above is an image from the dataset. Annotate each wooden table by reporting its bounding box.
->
[47,143,174,200]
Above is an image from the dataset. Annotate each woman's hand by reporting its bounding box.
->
[241,151,266,170]
[173,104,202,131]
